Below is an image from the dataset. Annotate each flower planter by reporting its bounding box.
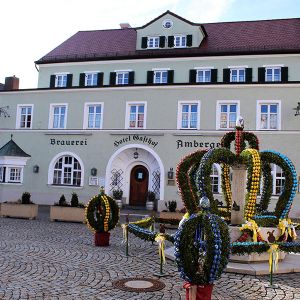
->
[183,282,214,300]
[159,211,184,220]
[95,232,110,246]
[146,201,154,210]
[50,206,86,223]
[115,199,122,209]
[1,203,38,220]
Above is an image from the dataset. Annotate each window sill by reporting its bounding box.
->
[48,184,83,189]
[0,182,23,185]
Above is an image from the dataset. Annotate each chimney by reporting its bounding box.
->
[120,23,131,29]
[4,76,19,90]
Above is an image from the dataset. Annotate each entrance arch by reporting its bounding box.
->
[129,165,149,206]
[105,144,165,204]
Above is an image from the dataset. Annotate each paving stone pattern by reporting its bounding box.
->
[0,206,299,299]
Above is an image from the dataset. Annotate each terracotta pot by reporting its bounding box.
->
[183,282,214,300]
[94,232,110,247]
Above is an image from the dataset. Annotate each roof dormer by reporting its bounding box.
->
[136,11,206,50]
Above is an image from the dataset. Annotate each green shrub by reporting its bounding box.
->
[112,189,123,200]
[21,192,31,204]
[147,191,156,202]
[165,200,177,212]
[71,192,79,207]
[58,194,68,206]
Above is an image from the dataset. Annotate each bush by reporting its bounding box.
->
[71,193,79,207]
[165,200,177,212]
[112,189,123,200]
[21,192,31,204]
[147,191,156,202]
[58,194,68,206]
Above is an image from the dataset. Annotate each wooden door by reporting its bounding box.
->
[129,165,149,206]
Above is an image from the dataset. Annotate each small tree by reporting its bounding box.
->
[165,200,177,212]
[71,192,79,207]
[21,192,31,204]
[59,194,67,206]
[147,191,156,202]
[112,189,123,200]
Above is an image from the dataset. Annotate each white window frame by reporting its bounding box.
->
[85,72,98,86]
[265,66,281,82]
[153,70,168,84]
[83,102,104,129]
[174,35,187,48]
[8,167,22,183]
[216,100,240,130]
[54,73,68,88]
[230,68,246,82]
[48,103,68,129]
[115,71,130,85]
[16,104,34,129]
[210,163,221,194]
[147,36,159,49]
[48,152,84,187]
[256,100,281,130]
[196,69,212,83]
[177,100,201,130]
[125,101,147,129]
[271,164,285,195]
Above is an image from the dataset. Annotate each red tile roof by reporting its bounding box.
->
[36,16,300,64]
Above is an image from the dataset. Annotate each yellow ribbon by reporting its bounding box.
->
[267,244,279,273]
[278,219,298,241]
[121,224,128,244]
[240,219,260,242]
[155,234,166,264]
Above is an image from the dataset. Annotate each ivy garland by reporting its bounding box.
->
[258,161,273,213]
[85,193,119,233]
[221,131,259,152]
[176,150,207,214]
[196,148,236,215]
[174,213,230,285]
[259,151,297,219]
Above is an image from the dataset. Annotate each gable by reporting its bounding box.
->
[136,12,205,50]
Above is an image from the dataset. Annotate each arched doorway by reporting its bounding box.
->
[129,165,149,206]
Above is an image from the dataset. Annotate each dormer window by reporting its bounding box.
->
[148,37,159,48]
[85,72,98,86]
[154,70,168,84]
[174,35,186,48]
[230,68,245,82]
[266,67,281,82]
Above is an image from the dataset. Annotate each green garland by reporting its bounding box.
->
[176,150,207,214]
[259,161,273,212]
[85,194,119,233]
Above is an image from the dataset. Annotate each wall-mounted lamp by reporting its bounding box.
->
[91,168,97,176]
[293,102,300,116]
[0,106,10,118]
[133,148,139,159]
[33,165,39,173]
[167,167,174,179]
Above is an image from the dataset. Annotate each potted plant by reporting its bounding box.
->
[112,189,123,209]
[146,191,156,210]
[85,189,119,246]
[50,193,86,223]
[165,200,177,212]
[160,200,184,220]
[1,192,38,220]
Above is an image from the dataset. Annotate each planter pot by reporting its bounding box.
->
[115,199,122,209]
[1,203,38,220]
[159,211,184,220]
[183,282,214,300]
[146,201,154,210]
[50,206,86,223]
[95,232,110,247]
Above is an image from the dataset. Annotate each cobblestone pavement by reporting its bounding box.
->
[0,206,299,300]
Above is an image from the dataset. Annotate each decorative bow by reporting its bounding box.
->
[267,244,279,273]
[240,219,260,242]
[278,218,298,241]
[121,224,128,244]
[155,234,166,264]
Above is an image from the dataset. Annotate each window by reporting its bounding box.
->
[16,105,33,129]
[210,164,221,194]
[52,155,82,186]
[153,70,168,84]
[266,67,281,82]
[272,164,285,195]
[55,74,67,87]
[9,167,21,183]
[83,103,103,129]
[147,37,159,48]
[216,101,239,130]
[174,35,186,48]
[49,104,68,129]
[116,72,129,85]
[125,102,146,129]
[230,68,245,82]
[257,101,281,130]
[85,73,98,86]
[196,69,211,83]
[177,101,200,130]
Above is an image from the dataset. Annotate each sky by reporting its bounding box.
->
[1,0,299,89]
